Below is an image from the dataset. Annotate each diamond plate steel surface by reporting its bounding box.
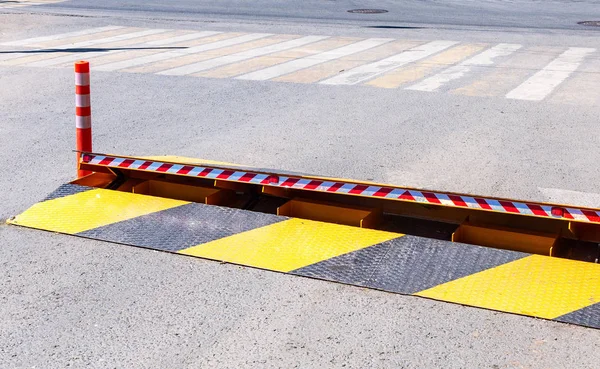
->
[12,183,600,329]
[42,183,92,201]
[416,255,600,320]
[178,218,401,272]
[79,203,286,252]
[556,302,600,329]
[369,236,528,294]
[293,235,528,294]
[292,240,392,285]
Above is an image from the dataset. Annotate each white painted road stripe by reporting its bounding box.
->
[25,29,172,68]
[158,35,330,76]
[506,47,596,101]
[236,38,394,81]
[23,31,220,68]
[144,32,221,46]
[0,26,124,47]
[0,28,169,63]
[319,40,458,85]
[53,28,169,49]
[406,43,522,92]
[94,33,270,72]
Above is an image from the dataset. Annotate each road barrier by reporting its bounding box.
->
[75,61,92,178]
[8,61,600,329]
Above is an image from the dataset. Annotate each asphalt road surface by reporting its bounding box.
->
[1,1,600,368]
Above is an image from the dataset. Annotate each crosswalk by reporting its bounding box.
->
[1,25,598,103]
[0,0,65,9]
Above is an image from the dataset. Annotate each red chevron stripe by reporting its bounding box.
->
[448,194,467,207]
[177,165,194,175]
[304,180,323,190]
[582,210,600,223]
[349,184,369,194]
[156,163,173,172]
[475,198,492,210]
[99,157,114,166]
[399,191,415,201]
[327,182,344,192]
[118,159,135,168]
[422,192,441,204]
[527,204,548,217]
[499,200,519,213]
[217,170,234,179]
[373,187,393,197]
[238,173,256,182]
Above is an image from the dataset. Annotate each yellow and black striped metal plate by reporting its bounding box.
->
[9,183,600,329]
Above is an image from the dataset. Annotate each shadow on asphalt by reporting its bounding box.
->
[0,46,187,54]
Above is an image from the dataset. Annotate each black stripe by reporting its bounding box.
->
[293,235,528,294]
[78,203,287,252]
[556,302,600,329]
[43,183,92,202]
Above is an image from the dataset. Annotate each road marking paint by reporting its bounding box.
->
[179,218,400,272]
[121,33,247,73]
[0,0,65,9]
[319,40,458,85]
[406,43,522,92]
[274,39,420,84]
[367,43,486,88]
[94,33,271,71]
[53,30,195,67]
[506,47,596,101]
[196,37,358,79]
[21,29,171,68]
[144,31,217,46]
[236,38,393,81]
[0,28,167,64]
[1,26,124,47]
[158,35,327,76]
[23,30,191,68]
[134,34,293,74]
[549,52,600,106]
[451,46,561,97]
[0,27,145,62]
[31,26,147,48]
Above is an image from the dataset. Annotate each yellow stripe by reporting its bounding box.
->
[415,255,600,319]
[52,30,194,67]
[179,218,401,272]
[196,37,359,79]
[274,40,419,84]
[35,27,143,48]
[367,43,487,88]
[10,189,189,234]
[122,32,248,73]
[0,27,147,66]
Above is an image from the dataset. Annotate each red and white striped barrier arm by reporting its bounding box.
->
[80,153,600,225]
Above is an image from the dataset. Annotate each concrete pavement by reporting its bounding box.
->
[1,2,600,367]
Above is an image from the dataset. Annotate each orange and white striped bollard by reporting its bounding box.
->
[75,61,92,178]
